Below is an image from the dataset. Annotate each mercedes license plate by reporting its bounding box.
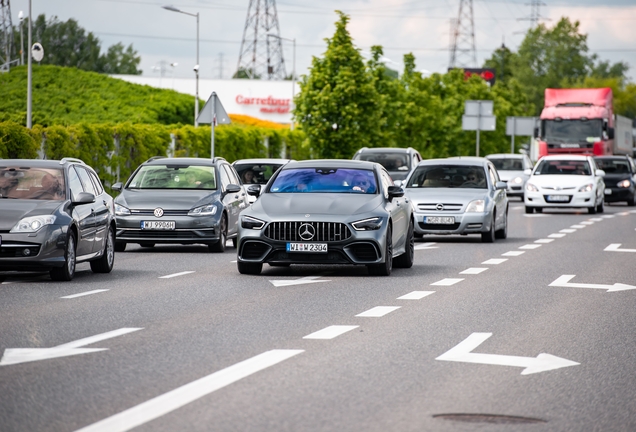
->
[546,195,570,202]
[286,243,328,253]
[141,221,175,230]
[424,216,455,224]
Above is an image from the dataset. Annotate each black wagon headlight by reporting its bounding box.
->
[352,217,383,231]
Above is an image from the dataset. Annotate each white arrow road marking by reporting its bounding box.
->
[519,244,541,250]
[269,276,330,287]
[431,278,464,286]
[159,271,195,279]
[460,268,488,275]
[61,289,109,299]
[397,291,435,300]
[415,242,438,250]
[548,233,566,238]
[502,251,525,257]
[482,258,507,265]
[571,225,586,229]
[74,349,303,432]
[604,244,636,253]
[356,306,400,317]
[0,328,142,366]
[560,229,576,233]
[303,325,358,339]
[535,239,554,244]
[549,275,636,292]
[435,333,579,375]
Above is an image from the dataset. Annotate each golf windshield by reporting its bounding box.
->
[128,165,217,189]
[270,168,378,194]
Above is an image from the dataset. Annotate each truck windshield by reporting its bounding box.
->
[543,119,603,143]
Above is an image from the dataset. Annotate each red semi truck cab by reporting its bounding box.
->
[535,88,614,159]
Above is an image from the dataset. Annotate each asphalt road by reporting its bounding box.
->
[1,201,636,432]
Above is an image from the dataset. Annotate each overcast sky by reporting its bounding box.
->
[9,0,636,81]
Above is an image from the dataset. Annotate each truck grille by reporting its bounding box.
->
[264,222,352,242]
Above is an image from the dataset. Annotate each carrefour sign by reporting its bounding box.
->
[236,95,291,113]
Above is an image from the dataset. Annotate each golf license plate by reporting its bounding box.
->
[546,195,570,202]
[424,216,455,224]
[141,221,175,230]
[286,243,328,253]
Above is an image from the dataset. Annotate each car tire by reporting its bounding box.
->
[232,237,238,248]
[367,226,393,276]
[481,214,496,243]
[139,242,155,248]
[393,219,414,269]
[588,204,597,214]
[209,214,227,253]
[597,199,604,213]
[114,242,126,252]
[91,226,115,273]
[50,231,77,281]
[237,261,262,275]
[495,207,508,239]
[525,206,533,214]
[627,193,636,207]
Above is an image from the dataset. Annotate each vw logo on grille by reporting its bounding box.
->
[154,207,164,218]
[298,223,315,241]
[436,203,444,211]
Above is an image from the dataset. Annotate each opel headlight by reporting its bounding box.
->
[526,183,539,192]
[352,217,383,231]
[465,200,485,213]
[578,184,593,192]
[241,215,265,229]
[188,204,217,216]
[11,215,56,233]
[617,179,631,188]
[115,203,131,216]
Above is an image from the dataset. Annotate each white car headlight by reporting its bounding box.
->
[617,179,631,188]
[352,217,383,231]
[188,204,217,216]
[526,183,539,192]
[465,199,485,213]
[511,176,524,184]
[578,183,593,192]
[115,203,131,216]
[11,215,56,233]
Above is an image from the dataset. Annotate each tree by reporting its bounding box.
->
[294,11,382,159]
[366,45,402,147]
[98,43,142,75]
[482,43,516,84]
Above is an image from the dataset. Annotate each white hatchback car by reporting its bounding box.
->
[524,155,605,214]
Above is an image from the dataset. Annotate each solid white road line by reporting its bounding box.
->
[482,258,508,265]
[570,225,586,229]
[519,244,541,250]
[61,289,110,299]
[74,349,304,432]
[159,271,195,279]
[548,233,566,238]
[535,239,554,244]
[502,251,525,257]
[397,291,435,300]
[303,325,358,340]
[431,278,464,286]
[459,268,488,275]
[560,229,576,233]
[356,306,401,317]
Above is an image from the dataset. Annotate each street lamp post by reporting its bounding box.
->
[267,34,296,131]
[26,0,32,129]
[162,5,199,127]
[18,11,24,65]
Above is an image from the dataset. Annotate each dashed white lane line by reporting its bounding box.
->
[230,260,237,263]
[159,271,195,279]
[535,239,554,244]
[589,218,603,222]
[269,276,330,287]
[61,289,109,299]
[617,212,629,216]
[431,278,464,286]
[397,291,435,300]
[415,242,438,250]
[523,214,551,217]
[74,349,303,432]
[560,229,576,233]
[601,215,615,219]
[571,225,586,229]
[356,306,401,317]
[502,251,525,257]
[580,221,594,225]
[459,268,488,275]
[548,233,567,238]
[303,325,358,340]
[482,258,508,265]
[519,244,541,250]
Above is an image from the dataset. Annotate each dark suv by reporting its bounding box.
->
[112,157,248,252]
[0,158,116,281]
[352,147,422,181]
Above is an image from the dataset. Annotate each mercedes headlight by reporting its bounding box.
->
[115,203,131,216]
[352,217,383,231]
[241,215,265,229]
[465,200,485,213]
[617,179,631,188]
[578,184,593,192]
[526,183,539,192]
[11,215,56,233]
[188,204,217,216]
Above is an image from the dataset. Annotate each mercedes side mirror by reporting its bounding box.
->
[73,192,95,205]
[387,185,404,200]
[246,184,261,197]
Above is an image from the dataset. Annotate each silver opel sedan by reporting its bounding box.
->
[403,158,509,242]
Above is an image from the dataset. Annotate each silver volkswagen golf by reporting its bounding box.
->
[236,160,414,276]
[403,158,509,242]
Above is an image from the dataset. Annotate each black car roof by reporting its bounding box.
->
[284,159,378,170]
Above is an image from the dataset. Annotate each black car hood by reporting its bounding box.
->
[116,189,219,209]
[603,173,633,183]
[0,200,63,231]
[254,193,383,217]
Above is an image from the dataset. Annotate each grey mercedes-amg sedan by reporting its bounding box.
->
[236,160,414,276]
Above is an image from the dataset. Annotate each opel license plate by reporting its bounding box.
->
[141,221,175,230]
[424,216,455,224]
[286,243,328,253]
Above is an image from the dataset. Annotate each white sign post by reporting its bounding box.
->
[462,100,496,156]
[506,116,537,153]
[196,92,231,158]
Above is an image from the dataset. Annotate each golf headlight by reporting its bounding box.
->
[578,184,593,192]
[465,199,485,213]
[352,217,383,231]
[115,203,131,216]
[188,204,217,216]
[617,179,631,188]
[526,183,539,192]
[511,176,524,184]
[241,216,265,229]
[11,215,56,233]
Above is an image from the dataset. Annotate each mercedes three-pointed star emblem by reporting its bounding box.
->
[298,223,315,241]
